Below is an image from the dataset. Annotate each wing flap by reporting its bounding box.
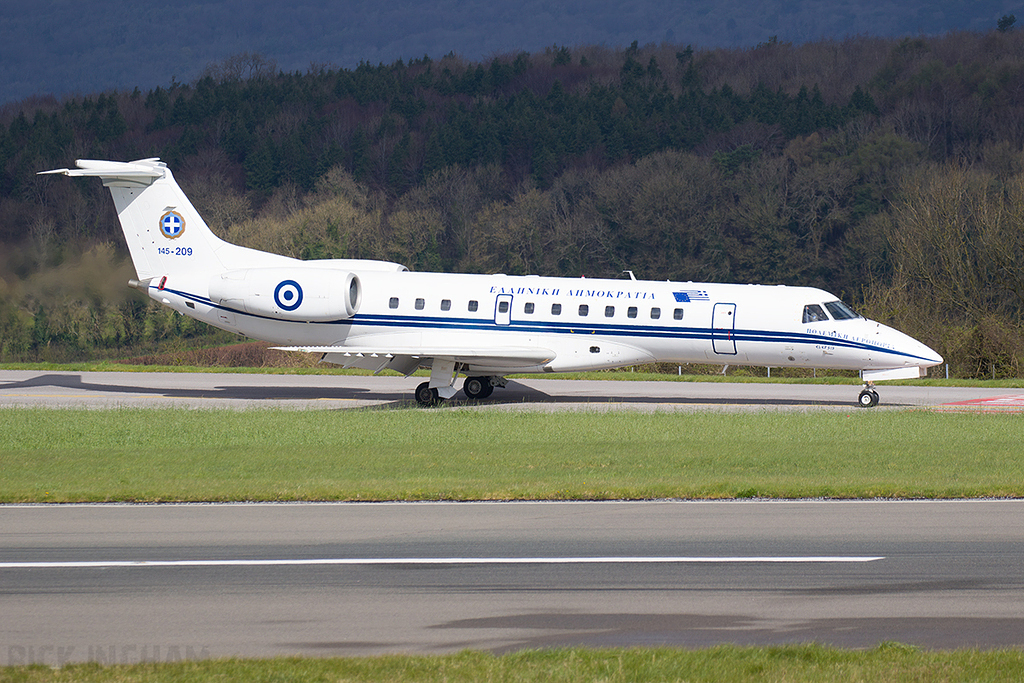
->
[272,345,556,366]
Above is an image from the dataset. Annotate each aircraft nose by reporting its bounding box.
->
[907,335,942,367]
[876,322,943,367]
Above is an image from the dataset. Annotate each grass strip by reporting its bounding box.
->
[2,645,1023,682]
[1,408,1021,502]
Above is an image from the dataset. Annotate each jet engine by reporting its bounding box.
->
[208,268,361,321]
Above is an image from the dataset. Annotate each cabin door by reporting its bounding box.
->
[711,303,737,355]
[494,294,513,326]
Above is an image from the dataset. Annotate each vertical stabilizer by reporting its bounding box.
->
[40,158,292,281]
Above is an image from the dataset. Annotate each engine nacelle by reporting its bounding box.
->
[209,268,361,321]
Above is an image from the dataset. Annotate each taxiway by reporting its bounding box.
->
[1,370,1019,411]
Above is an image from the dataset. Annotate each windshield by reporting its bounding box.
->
[824,300,861,320]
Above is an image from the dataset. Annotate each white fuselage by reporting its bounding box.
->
[153,267,942,376]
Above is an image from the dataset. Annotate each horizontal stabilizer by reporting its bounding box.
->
[39,159,165,181]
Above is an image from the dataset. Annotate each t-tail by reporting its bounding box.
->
[39,158,405,336]
[39,158,294,286]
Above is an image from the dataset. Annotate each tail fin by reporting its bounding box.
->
[39,158,291,281]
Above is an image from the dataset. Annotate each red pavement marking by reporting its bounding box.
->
[938,394,1024,412]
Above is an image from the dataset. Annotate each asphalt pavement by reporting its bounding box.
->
[1,370,1021,411]
[2,500,1023,662]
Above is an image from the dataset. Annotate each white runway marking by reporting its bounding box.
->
[0,556,884,569]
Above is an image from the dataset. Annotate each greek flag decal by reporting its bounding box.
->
[673,290,709,302]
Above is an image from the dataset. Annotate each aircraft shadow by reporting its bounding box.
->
[477,380,858,408]
[0,373,407,404]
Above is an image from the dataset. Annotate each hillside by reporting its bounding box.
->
[2,0,1017,103]
[2,33,1023,376]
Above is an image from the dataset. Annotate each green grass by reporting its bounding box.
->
[1,408,1021,502]
[2,645,1023,682]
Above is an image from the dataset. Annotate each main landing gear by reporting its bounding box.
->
[857,383,880,408]
[414,382,442,407]
[462,376,494,400]
[414,376,505,406]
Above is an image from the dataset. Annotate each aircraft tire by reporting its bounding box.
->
[858,389,880,408]
[463,376,494,400]
[415,382,441,407]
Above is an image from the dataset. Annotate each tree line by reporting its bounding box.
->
[2,34,1024,375]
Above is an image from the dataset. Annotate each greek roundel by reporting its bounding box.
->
[159,211,185,239]
[274,280,303,311]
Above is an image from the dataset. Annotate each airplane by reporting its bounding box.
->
[40,158,943,407]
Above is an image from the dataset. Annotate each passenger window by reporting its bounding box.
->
[415,298,425,310]
[627,306,638,319]
[498,301,510,314]
[579,304,589,316]
[803,304,828,323]
[524,302,535,314]
[551,303,562,315]
[468,300,478,312]
[650,307,661,320]
[389,297,399,309]
[605,305,615,318]
[673,308,683,320]
[441,299,451,311]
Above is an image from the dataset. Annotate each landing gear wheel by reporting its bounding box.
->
[858,389,880,408]
[415,381,441,407]
[463,376,494,400]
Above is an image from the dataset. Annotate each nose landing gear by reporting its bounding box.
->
[858,384,880,408]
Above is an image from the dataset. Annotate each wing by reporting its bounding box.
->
[272,345,556,374]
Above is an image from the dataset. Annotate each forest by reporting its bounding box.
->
[2,32,1024,377]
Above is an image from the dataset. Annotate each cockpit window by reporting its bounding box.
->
[802,304,828,323]
[824,300,861,320]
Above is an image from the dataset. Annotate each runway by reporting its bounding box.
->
[2,501,1024,663]
[1,369,1020,411]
